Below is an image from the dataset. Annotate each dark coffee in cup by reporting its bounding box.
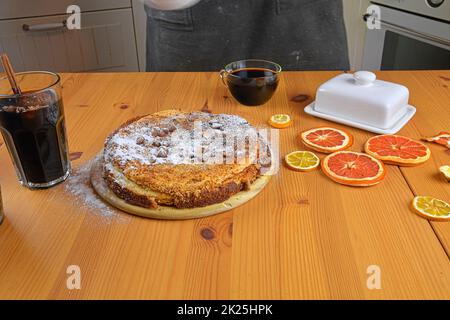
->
[226,68,279,106]
[220,60,281,106]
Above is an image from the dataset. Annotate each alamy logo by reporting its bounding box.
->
[66,5,81,30]
[66,265,81,290]
[366,265,382,290]
[167,121,280,176]
[366,5,381,30]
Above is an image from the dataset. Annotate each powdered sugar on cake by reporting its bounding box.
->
[104,112,266,168]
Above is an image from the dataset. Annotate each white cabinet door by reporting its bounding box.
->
[0,0,131,20]
[0,9,139,72]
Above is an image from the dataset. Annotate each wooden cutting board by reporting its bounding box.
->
[90,154,271,220]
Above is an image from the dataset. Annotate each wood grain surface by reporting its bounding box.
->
[0,71,448,299]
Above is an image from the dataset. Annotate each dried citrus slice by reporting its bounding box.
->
[422,132,450,148]
[268,114,292,128]
[440,165,450,182]
[365,135,430,166]
[285,151,320,171]
[321,151,385,187]
[300,127,353,153]
[411,196,450,221]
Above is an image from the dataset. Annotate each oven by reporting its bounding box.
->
[362,0,450,70]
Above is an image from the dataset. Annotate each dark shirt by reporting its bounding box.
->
[145,0,349,71]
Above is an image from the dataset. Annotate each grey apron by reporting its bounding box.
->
[145,0,349,71]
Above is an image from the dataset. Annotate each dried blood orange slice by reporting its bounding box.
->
[300,127,353,153]
[321,151,386,187]
[365,135,430,166]
[422,132,450,148]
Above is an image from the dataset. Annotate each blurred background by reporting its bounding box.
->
[0,0,449,72]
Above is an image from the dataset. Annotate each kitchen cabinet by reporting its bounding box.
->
[0,0,131,20]
[0,1,139,72]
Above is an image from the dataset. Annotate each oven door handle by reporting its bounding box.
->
[363,13,450,47]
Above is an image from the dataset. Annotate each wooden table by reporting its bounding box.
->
[0,71,449,299]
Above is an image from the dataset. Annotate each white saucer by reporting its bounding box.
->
[304,102,416,135]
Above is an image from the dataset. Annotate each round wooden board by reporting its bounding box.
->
[90,154,271,220]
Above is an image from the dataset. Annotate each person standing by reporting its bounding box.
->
[145,0,349,71]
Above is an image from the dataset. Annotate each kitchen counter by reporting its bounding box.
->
[0,71,449,299]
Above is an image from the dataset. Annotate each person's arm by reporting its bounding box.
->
[145,0,201,10]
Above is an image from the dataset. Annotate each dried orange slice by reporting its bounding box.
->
[411,196,450,221]
[321,151,386,187]
[285,151,320,171]
[300,127,353,153]
[268,114,292,128]
[365,135,430,166]
[440,165,450,182]
[422,132,450,148]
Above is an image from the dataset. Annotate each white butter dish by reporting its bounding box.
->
[304,71,416,134]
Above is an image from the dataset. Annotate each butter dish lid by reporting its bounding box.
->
[313,71,412,131]
[319,71,409,99]
[316,71,409,113]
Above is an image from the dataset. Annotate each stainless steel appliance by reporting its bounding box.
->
[362,0,450,70]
